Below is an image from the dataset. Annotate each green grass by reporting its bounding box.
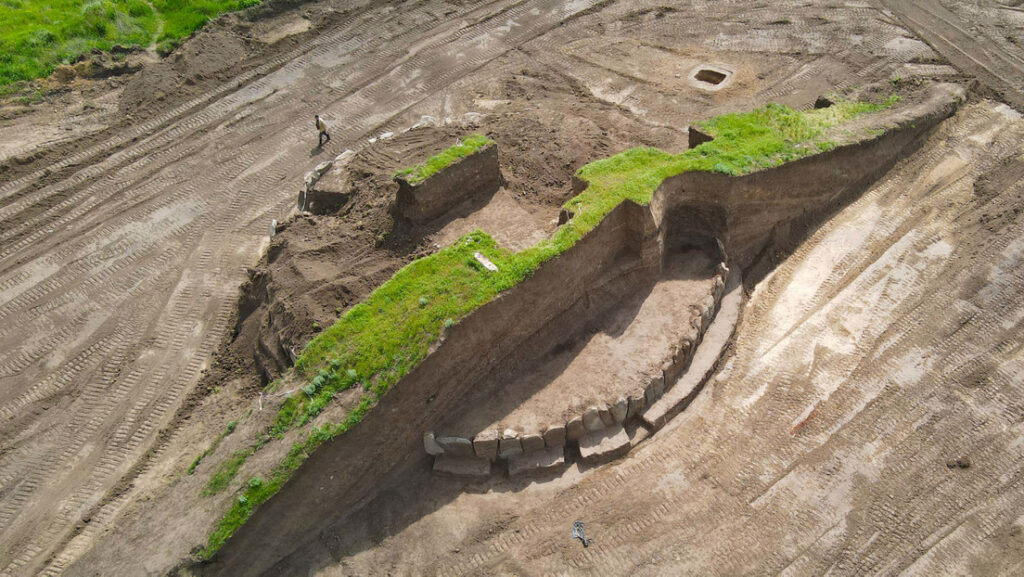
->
[187,419,237,475]
[0,0,261,91]
[394,133,494,184]
[151,0,261,43]
[199,97,896,559]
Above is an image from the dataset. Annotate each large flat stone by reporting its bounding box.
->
[582,407,604,432]
[498,431,523,459]
[566,416,586,440]
[543,424,566,447]
[610,397,628,423]
[473,430,499,460]
[578,425,631,464]
[626,391,646,418]
[433,455,491,479]
[437,436,474,457]
[508,447,566,477]
[521,433,545,453]
[423,432,444,456]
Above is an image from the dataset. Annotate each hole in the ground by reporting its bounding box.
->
[694,68,727,85]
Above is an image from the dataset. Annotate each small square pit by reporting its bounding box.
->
[689,65,733,92]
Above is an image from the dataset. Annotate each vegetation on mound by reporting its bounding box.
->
[199,97,896,558]
[0,0,261,92]
[394,133,494,184]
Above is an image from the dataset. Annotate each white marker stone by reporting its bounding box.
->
[474,252,499,272]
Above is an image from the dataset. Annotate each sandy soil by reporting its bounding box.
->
[0,0,1021,575]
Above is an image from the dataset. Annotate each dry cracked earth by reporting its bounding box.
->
[1,0,1023,575]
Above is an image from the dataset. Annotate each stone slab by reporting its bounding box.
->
[582,407,604,432]
[508,447,566,477]
[423,432,444,456]
[543,425,567,447]
[578,425,631,464]
[566,416,586,441]
[626,391,646,418]
[610,397,628,423]
[437,436,474,457]
[521,433,545,454]
[498,433,523,459]
[433,455,491,479]
[473,430,499,460]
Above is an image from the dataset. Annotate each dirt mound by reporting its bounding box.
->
[120,23,261,115]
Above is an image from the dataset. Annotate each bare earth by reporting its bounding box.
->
[0,0,1021,575]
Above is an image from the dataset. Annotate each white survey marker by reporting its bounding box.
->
[474,251,498,272]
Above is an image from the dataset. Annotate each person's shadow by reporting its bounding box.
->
[310,144,326,157]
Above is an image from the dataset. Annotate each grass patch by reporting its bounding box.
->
[394,133,494,184]
[151,0,261,43]
[187,419,237,476]
[199,97,896,558]
[0,0,261,89]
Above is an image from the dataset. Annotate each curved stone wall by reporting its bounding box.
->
[424,257,729,473]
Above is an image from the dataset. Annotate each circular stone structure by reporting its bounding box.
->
[428,247,728,472]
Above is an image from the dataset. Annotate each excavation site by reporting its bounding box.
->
[1,1,1023,576]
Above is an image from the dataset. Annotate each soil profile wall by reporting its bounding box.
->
[394,145,502,224]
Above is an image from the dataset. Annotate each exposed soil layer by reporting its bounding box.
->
[0,0,1020,575]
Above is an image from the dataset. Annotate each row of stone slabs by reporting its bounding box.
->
[424,358,677,479]
[432,425,636,479]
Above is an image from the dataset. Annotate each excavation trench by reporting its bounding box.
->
[199,83,963,576]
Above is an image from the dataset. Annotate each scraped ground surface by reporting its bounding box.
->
[0,0,1021,575]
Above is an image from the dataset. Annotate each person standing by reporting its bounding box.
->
[315,114,331,147]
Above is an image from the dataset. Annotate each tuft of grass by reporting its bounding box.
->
[187,419,238,475]
[199,98,896,558]
[203,448,253,495]
[394,133,494,184]
[0,0,262,89]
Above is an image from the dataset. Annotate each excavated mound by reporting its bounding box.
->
[191,83,964,577]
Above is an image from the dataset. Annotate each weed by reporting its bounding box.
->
[186,418,240,475]
[203,448,253,495]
